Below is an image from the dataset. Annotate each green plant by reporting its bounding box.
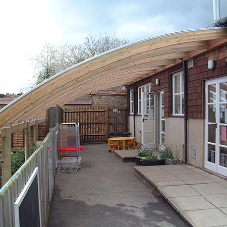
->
[137,148,160,160]
[160,146,174,160]
[11,149,25,175]
[137,149,149,157]
[184,162,193,166]
[31,142,37,154]
[145,152,158,160]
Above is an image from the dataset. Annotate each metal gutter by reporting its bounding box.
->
[209,16,227,27]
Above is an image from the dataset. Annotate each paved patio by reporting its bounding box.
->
[48,144,189,227]
[135,164,227,227]
[48,145,227,226]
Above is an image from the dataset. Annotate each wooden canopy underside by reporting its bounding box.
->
[1,28,227,127]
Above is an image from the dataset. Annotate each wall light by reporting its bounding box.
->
[208,60,215,70]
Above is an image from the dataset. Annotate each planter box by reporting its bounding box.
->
[135,156,165,166]
[165,158,177,165]
[142,158,165,166]
[135,156,143,165]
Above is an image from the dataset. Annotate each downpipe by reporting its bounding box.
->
[182,59,188,163]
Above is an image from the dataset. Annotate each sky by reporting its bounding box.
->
[0,0,227,94]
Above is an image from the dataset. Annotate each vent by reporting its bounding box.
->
[191,146,196,159]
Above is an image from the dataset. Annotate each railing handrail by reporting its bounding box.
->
[0,125,58,227]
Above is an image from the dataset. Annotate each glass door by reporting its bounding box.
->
[205,78,227,176]
[142,92,156,148]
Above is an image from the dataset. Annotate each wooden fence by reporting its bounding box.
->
[0,119,46,187]
[0,125,58,227]
[0,123,47,150]
[108,107,128,134]
[64,107,128,143]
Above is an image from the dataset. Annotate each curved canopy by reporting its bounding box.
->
[1,28,227,127]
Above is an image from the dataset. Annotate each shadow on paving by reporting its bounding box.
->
[48,144,189,227]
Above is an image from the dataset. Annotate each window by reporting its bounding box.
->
[130,89,134,114]
[138,83,151,114]
[160,91,165,145]
[173,71,184,115]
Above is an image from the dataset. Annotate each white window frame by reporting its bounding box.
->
[138,83,151,115]
[129,89,134,114]
[172,71,184,116]
[160,91,165,145]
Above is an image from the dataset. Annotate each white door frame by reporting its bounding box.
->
[205,77,227,176]
[142,92,156,148]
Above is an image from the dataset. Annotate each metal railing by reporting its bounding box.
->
[0,125,58,227]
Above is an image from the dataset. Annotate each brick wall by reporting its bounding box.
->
[128,43,227,119]
[64,94,127,110]
[91,95,127,108]
[187,44,227,119]
[127,63,182,118]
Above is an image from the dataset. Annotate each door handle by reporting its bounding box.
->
[143,118,147,122]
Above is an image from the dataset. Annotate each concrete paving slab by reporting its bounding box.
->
[220,181,227,189]
[135,163,227,227]
[202,173,227,182]
[191,183,227,195]
[163,168,197,175]
[182,209,227,227]
[146,174,181,183]
[169,195,215,211]
[114,149,137,159]
[134,165,161,172]
[184,165,195,169]
[204,194,227,208]
[183,179,215,184]
[159,165,188,170]
[154,181,186,187]
[134,166,168,175]
[139,169,170,177]
[220,208,227,215]
[175,173,210,181]
[159,185,199,198]
[189,168,208,174]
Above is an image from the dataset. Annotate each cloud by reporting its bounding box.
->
[1,0,227,93]
[115,16,175,41]
[0,0,62,93]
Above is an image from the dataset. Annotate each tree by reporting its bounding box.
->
[31,34,129,84]
[0,94,6,98]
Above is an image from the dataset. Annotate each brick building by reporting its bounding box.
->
[64,86,127,109]
[0,94,20,110]
[127,39,227,176]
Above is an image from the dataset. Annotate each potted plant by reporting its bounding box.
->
[159,145,177,165]
[135,149,148,165]
[135,148,165,166]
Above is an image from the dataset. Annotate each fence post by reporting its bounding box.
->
[105,107,109,140]
[25,122,31,160]
[2,127,12,185]
[34,120,39,142]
